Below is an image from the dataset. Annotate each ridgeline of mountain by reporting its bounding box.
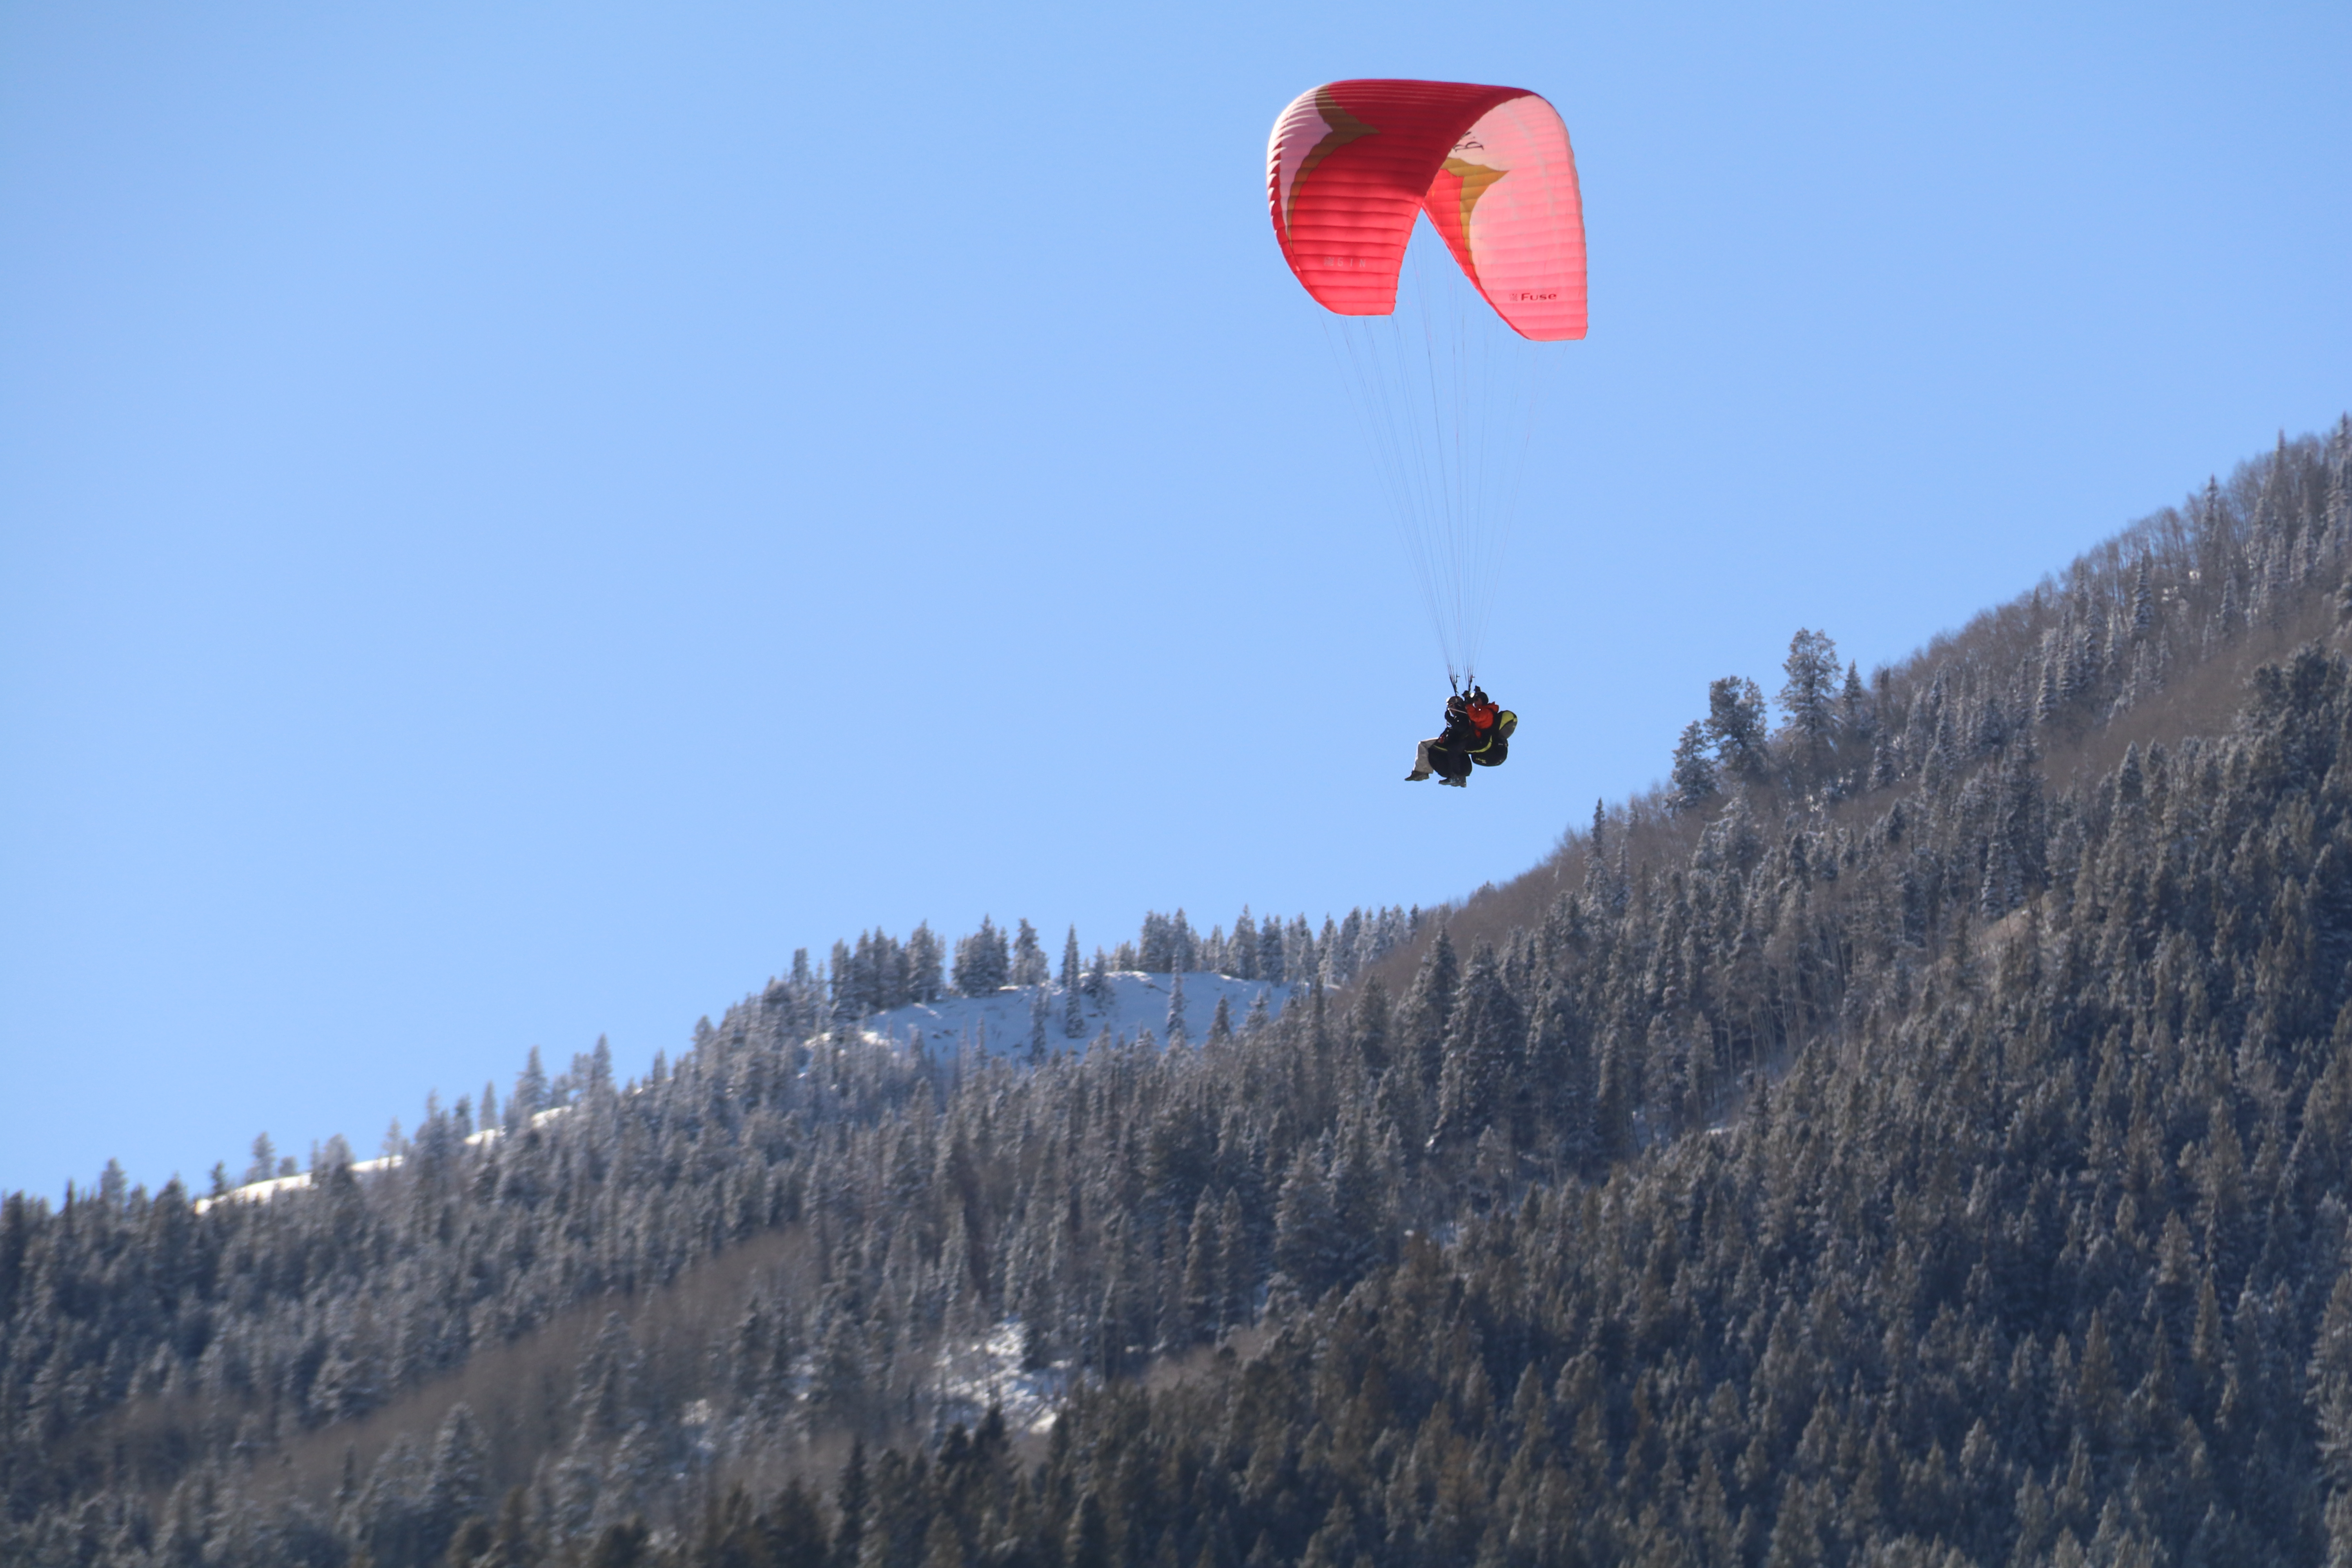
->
[7,420,2352,1567]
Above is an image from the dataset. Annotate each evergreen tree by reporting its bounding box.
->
[1229,908,1260,980]
[1431,944,1523,1150]
[1287,913,1316,985]
[1216,1188,1253,1327]
[1398,927,1461,1091]
[1779,628,1840,769]
[951,917,1009,996]
[1840,660,1871,739]
[904,922,945,1004]
[1272,1146,1339,1300]
[1244,988,1272,1037]
[1011,919,1048,987]
[831,1440,868,1568]
[424,1402,488,1562]
[589,1520,650,1568]
[829,938,857,1022]
[1257,915,1286,985]
[1705,675,1770,780]
[1138,911,1174,973]
[1670,721,1719,810]
[1179,1193,1219,1341]
[510,1046,549,1128]
[1062,926,1086,1038]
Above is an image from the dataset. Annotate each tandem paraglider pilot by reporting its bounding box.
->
[1265,80,1578,789]
[1406,686,1516,787]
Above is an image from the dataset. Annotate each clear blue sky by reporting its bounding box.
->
[5,1,2346,1200]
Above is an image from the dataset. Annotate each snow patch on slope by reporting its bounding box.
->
[850,971,1292,1058]
[936,1319,1071,1435]
[192,1105,575,1212]
[196,973,1291,1212]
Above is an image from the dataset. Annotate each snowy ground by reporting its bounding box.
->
[198,974,1288,1210]
[192,1105,573,1212]
[935,1319,1071,1435]
[849,971,1293,1059]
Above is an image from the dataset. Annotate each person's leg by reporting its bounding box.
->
[1407,739,1439,781]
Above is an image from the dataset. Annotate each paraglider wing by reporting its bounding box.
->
[1267,79,1586,341]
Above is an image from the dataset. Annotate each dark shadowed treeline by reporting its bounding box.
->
[4,420,2350,1566]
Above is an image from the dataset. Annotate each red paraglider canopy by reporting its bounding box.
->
[1267,79,1586,341]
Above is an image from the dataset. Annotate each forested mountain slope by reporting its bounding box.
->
[5,421,2350,1567]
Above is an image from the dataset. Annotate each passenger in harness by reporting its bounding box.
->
[1406,685,1517,787]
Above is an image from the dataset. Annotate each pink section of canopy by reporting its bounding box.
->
[1266,78,1586,341]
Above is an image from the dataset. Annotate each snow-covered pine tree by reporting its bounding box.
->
[1062,926,1085,1037]
[1705,675,1769,780]
[2036,632,2062,724]
[951,918,1009,996]
[588,1035,613,1094]
[1840,661,1871,740]
[905,922,944,1003]
[1272,1144,1340,1299]
[1431,944,1522,1150]
[829,939,857,1022]
[1228,908,1259,980]
[1778,628,1840,775]
[1215,1189,1252,1326]
[510,1046,548,1130]
[1256,918,1285,985]
[1287,915,1316,985]
[1333,909,1364,985]
[2069,587,2105,697]
[1669,721,1718,810]
[1137,911,1173,973]
[1011,919,1048,986]
[423,1403,487,1563]
[849,933,880,1014]
[1179,1194,1218,1343]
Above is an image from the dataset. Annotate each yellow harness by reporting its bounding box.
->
[1467,710,1518,754]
